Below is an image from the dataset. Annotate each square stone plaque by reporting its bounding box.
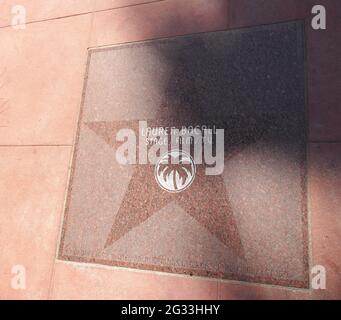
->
[59,21,309,288]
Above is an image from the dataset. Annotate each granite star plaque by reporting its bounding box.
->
[59,21,308,287]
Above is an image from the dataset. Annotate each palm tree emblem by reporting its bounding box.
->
[155,150,196,193]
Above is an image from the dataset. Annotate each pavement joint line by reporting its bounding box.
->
[0,144,72,147]
[0,0,167,30]
[87,18,307,51]
[47,147,75,299]
[54,259,312,292]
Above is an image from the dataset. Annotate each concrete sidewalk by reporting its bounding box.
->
[0,0,340,299]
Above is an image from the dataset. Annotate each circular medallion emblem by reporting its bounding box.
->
[155,150,196,193]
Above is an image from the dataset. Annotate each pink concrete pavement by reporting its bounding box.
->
[0,0,340,299]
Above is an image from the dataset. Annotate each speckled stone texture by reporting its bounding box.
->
[59,21,308,287]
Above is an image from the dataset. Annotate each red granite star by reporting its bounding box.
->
[85,119,268,258]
